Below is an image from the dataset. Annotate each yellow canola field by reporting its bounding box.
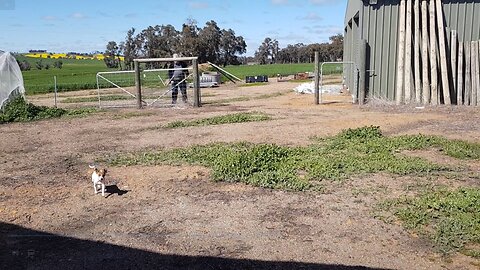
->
[24,53,124,61]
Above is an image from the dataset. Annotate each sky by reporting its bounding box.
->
[0,0,347,56]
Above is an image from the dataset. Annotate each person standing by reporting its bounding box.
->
[168,54,189,104]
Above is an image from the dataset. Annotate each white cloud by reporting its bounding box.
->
[189,2,209,9]
[310,0,337,5]
[42,15,57,21]
[299,12,322,21]
[271,0,289,5]
[277,32,308,42]
[71,12,88,19]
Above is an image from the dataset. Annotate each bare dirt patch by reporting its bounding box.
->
[1,81,479,269]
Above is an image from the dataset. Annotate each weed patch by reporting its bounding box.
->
[109,126,480,191]
[0,97,96,123]
[203,91,288,105]
[383,188,480,255]
[164,112,271,128]
[62,95,131,104]
[112,111,156,120]
[239,82,269,87]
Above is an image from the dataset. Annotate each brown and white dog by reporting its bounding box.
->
[89,165,107,197]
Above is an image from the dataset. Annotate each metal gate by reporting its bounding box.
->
[319,61,359,104]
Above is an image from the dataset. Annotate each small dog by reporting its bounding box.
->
[89,165,107,197]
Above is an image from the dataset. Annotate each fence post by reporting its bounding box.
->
[358,39,367,105]
[314,51,320,105]
[54,76,57,108]
[193,58,201,107]
[134,60,142,109]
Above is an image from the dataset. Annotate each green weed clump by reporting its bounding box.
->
[164,112,271,128]
[110,126,480,191]
[62,95,132,104]
[203,91,288,105]
[386,188,480,254]
[111,142,310,191]
[0,97,96,123]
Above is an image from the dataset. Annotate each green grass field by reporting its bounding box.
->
[16,55,114,95]
[222,62,342,80]
[16,54,342,95]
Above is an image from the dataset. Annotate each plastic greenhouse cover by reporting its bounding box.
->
[0,51,25,109]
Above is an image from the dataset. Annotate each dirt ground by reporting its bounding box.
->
[1,81,479,269]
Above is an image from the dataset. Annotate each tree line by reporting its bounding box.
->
[253,34,343,64]
[105,20,247,69]
[16,59,63,71]
[104,19,343,68]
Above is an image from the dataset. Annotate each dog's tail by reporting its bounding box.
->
[89,164,96,169]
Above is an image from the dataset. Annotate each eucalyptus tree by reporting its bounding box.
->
[198,20,222,63]
[219,29,247,66]
[122,28,137,70]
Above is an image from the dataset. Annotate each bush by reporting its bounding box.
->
[0,97,96,123]
[35,60,44,70]
[0,97,66,123]
[104,57,119,68]
[16,60,31,71]
[53,60,63,69]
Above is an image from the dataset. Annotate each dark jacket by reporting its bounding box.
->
[168,61,188,80]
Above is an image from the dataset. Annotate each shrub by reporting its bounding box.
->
[16,60,31,71]
[35,60,44,70]
[0,97,96,123]
[53,60,63,69]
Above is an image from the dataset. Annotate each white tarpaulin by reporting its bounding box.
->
[0,51,25,109]
[293,82,342,94]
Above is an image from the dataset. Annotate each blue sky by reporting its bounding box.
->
[1,0,346,56]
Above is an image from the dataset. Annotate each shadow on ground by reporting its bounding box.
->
[105,184,129,198]
[0,222,391,270]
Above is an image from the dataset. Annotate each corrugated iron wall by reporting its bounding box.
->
[362,1,400,101]
[444,1,480,42]
[344,14,361,99]
[344,0,480,102]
